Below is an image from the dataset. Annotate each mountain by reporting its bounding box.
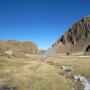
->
[0,40,39,58]
[48,16,90,55]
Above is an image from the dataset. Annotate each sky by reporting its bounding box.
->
[0,0,90,50]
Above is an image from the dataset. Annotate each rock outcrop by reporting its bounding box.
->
[49,16,90,55]
[0,40,39,58]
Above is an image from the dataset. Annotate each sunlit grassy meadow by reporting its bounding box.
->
[0,55,90,90]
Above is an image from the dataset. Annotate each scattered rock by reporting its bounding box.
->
[74,75,84,81]
[4,49,13,56]
[61,65,73,73]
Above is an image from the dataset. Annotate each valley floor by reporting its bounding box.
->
[0,55,90,90]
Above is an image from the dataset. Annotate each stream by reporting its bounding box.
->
[74,75,90,90]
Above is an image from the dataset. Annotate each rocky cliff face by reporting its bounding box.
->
[49,16,90,55]
[0,40,39,57]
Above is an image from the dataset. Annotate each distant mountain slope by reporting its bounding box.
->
[49,16,90,55]
[0,40,39,57]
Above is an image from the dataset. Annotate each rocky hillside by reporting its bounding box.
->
[49,16,90,55]
[0,40,39,57]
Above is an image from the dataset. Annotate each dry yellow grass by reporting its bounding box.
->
[47,56,90,78]
[0,55,90,90]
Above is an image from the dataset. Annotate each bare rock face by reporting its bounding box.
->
[49,16,90,55]
[0,40,39,58]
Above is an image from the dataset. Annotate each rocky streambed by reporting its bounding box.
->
[60,65,90,90]
[74,75,90,90]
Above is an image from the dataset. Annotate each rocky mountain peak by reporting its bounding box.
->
[50,16,90,55]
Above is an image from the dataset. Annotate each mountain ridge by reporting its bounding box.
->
[49,16,90,55]
[0,40,39,57]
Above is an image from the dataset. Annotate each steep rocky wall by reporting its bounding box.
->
[49,16,90,54]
